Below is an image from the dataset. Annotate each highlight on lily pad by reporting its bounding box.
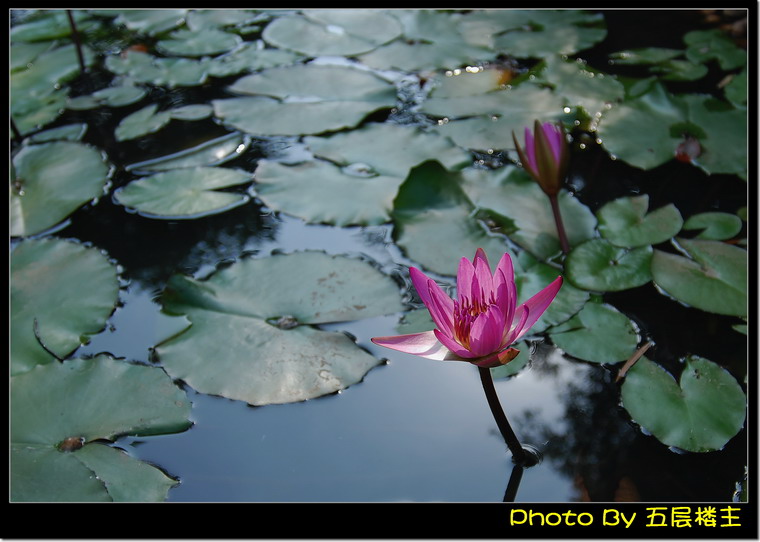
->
[371,248,562,369]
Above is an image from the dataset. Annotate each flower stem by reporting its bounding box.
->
[548,194,570,254]
[477,366,527,464]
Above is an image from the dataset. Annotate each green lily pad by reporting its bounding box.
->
[532,54,625,120]
[205,42,301,78]
[254,159,406,227]
[597,195,683,248]
[28,122,87,143]
[157,28,242,57]
[392,161,513,277]
[114,167,252,219]
[113,9,187,35]
[358,10,494,72]
[11,355,192,501]
[596,81,687,169]
[126,132,249,173]
[460,166,597,260]
[681,94,747,178]
[156,251,404,405]
[651,238,746,317]
[213,64,397,136]
[105,50,209,88]
[565,238,653,292]
[304,122,472,178]
[460,9,606,58]
[262,10,402,57]
[67,85,148,110]
[115,104,172,142]
[684,29,747,71]
[422,79,566,150]
[621,356,746,452]
[10,10,98,42]
[609,47,684,65]
[549,301,639,363]
[515,252,588,333]
[11,140,111,237]
[10,238,121,376]
[724,68,747,107]
[682,212,743,240]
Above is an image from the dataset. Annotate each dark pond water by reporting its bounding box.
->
[11,8,750,507]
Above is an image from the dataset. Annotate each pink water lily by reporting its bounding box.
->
[512,120,569,197]
[372,249,562,369]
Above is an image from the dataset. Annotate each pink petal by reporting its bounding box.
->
[409,267,434,307]
[371,331,450,360]
[472,255,494,305]
[426,280,455,336]
[468,305,505,357]
[434,328,477,359]
[512,276,563,341]
[456,256,475,304]
[506,304,531,346]
[494,268,516,332]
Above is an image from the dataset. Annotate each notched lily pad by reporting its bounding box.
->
[597,194,683,248]
[114,166,252,219]
[621,356,746,452]
[651,238,746,317]
[682,211,742,240]
[549,301,639,363]
[156,251,404,405]
[10,238,121,376]
[11,140,111,237]
[565,238,653,292]
[10,355,192,501]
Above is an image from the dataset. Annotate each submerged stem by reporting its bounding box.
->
[477,366,528,464]
[548,194,570,254]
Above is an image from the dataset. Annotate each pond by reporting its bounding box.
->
[10,7,750,522]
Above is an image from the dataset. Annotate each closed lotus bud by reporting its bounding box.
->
[512,120,569,197]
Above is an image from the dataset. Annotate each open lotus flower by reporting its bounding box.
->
[512,120,569,197]
[372,249,562,369]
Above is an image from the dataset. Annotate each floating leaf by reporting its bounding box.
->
[67,85,148,110]
[682,212,743,240]
[105,50,209,87]
[113,9,187,36]
[10,10,98,42]
[549,302,639,363]
[254,159,406,226]
[11,355,192,501]
[423,80,566,151]
[460,166,597,260]
[114,167,252,219]
[597,195,683,248]
[358,10,493,72]
[115,103,172,141]
[262,10,402,57]
[565,238,653,292]
[213,64,397,136]
[157,251,404,405]
[157,28,242,57]
[596,82,687,169]
[621,356,746,452]
[392,162,512,276]
[684,29,747,71]
[11,141,111,237]
[651,238,746,317]
[205,42,301,78]
[28,123,87,143]
[10,238,121,376]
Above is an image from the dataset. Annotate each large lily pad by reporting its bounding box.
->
[621,356,746,452]
[682,211,743,240]
[392,161,513,277]
[105,50,209,87]
[262,10,402,57]
[11,140,111,237]
[11,355,192,501]
[549,301,639,363]
[254,159,406,227]
[156,28,242,57]
[10,238,121,376]
[213,64,397,136]
[156,251,404,405]
[357,10,494,72]
[126,132,250,173]
[460,166,597,260]
[114,167,252,219]
[423,79,566,151]
[565,239,653,292]
[205,42,301,78]
[597,194,683,248]
[651,238,746,317]
[113,9,187,35]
